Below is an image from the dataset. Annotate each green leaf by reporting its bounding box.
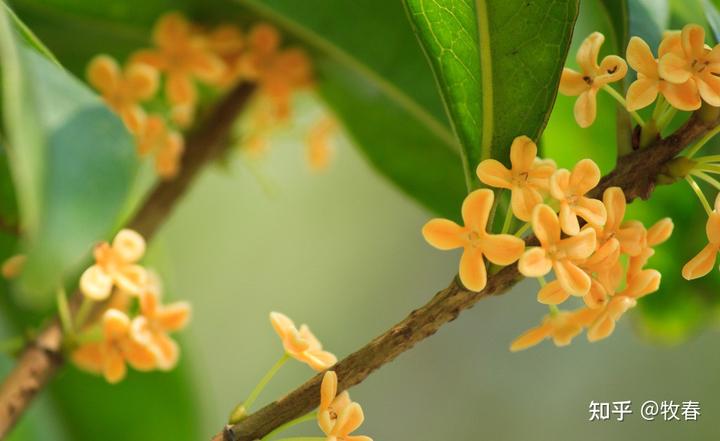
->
[0,7,138,307]
[9,0,468,219]
[704,0,720,43]
[404,0,579,184]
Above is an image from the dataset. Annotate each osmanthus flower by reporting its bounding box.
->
[136,115,185,179]
[422,189,526,291]
[625,35,701,111]
[306,116,337,172]
[256,48,313,119]
[518,204,597,296]
[237,23,281,81]
[559,32,628,127]
[270,312,337,371]
[321,401,372,441]
[79,229,148,300]
[476,135,556,221]
[628,217,674,277]
[318,371,353,435]
[682,194,720,280]
[549,159,607,236]
[592,187,645,256]
[509,309,588,351]
[659,24,720,107]
[87,55,159,134]
[72,309,157,383]
[205,24,246,87]
[584,269,661,342]
[132,12,225,126]
[132,277,191,370]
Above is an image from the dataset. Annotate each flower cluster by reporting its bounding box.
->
[559,24,720,128]
[270,311,337,371]
[87,12,337,179]
[318,371,372,441]
[72,229,191,383]
[423,135,672,349]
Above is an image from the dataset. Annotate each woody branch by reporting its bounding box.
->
[0,81,257,439]
[215,112,719,441]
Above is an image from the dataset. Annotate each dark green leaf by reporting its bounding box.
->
[404,0,579,185]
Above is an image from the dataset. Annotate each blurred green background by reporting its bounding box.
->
[1,0,720,440]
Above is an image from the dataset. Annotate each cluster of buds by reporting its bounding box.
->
[87,12,337,179]
[423,135,673,349]
[72,229,191,383]
[559,24,720,128]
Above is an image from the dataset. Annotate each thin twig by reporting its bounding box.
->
[214,113,718,441]
[0,81,256,438]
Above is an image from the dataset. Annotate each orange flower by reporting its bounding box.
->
[87,55,158,134]
[476,135,556,221]
[593,187,644,256]
[72,309,157,383]
[237,23,281,81]
[307,116,337,171]
[205,24,245,87]
[518,204,596,296]
[510,310,586,351]
[585,296,637,342]
[625,36,701,111]
[659,24,720,106]
[549,159,607,235]
[577,237,621,308]
[258,48,313,119]
[131,277,191,370]
[132,13,225,125]
[682,195,720,280]
[559,32,628,127]
[422,189,525,291]
[79,229,148,300]
[321,401,372,441]
[628,217,673,277]
[270,312,337,371]
[318,371,353,435]
[136,115,185,179]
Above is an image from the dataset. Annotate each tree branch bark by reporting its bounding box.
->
[0,81,256,439]
[215,113,718,441]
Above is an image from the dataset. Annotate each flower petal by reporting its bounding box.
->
[658,53,691,84]
[459,248,487,292]
[531,204,560,246]
[602,187,626,232]
[661,79,701,111]
[626,77,659,111]
[509,135,537,172]
[681,24,706,61]
[102,347,127,384]
[518,247,552,277]
[707,212,720,245]
[87,55,119,94]
[481,233,525,266]
[574,196,607,226]
[157,301,192,332]
[696,73,720,107]
[79,265,113,301]
[559,68,589,96]
[422,219,466,250]
[509,323,552,352]
[682,243,719,280]
[333,402,365,437]
[537,280,570,305]
[320,371,338,411]
[126,63,159,100]
[576,32,604,74]
[626,37,658,78]
[646,217,673,246]
[554,260,591,296]
[112,229,146,263]
[558,227,596,260]
[573,88,598,128]
[570,159,601,195]
[596,55,628,84]
[461,189,494,233]
[559,202,580,236]
[587,316,615,342]
[510,185,543,222]
[103,309,130,340]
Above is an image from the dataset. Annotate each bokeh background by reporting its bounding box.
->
[1,0,720,440]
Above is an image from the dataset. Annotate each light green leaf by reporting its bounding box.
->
[0,7,138,307]
[404,0,579,185]
[704,0,720,43]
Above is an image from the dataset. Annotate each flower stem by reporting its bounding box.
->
[694,164,720,174]
[691,170,720,192]
[548,305,560,316]
[229,353,291,423]
[685,175,713,215]
[259,412,317,441]
[73,297,94,330]
[686,124,720,158]
[656,106,677,131]
[536,276,547,287]
[514,222,531,237]
[56,287,73,340]
[696,155,720,163]
[500,203,514,235]
[602,85,645,127]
